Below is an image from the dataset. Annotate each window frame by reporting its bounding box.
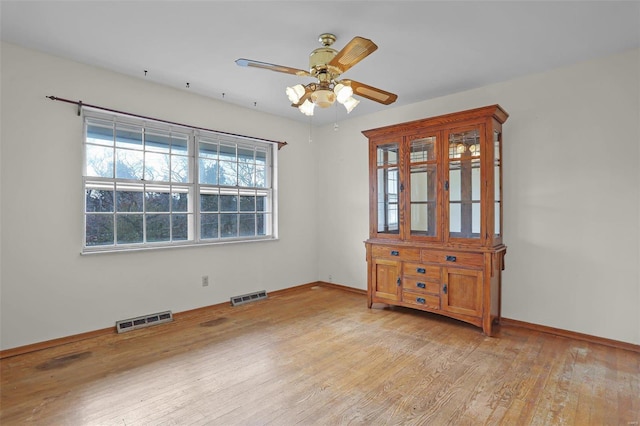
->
[82,108,278,254]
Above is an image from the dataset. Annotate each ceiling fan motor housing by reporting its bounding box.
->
[309,46,338,77]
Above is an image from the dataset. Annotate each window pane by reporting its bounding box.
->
[172,135,188,155]
[256,149,267,166]
[116,189,143,212]
[86,214,113,246]
[145,152,170,182]
[201,193,219,212]
[239,214,255,237]
[257,213,266,235]
[255,165,266,188]
[116,149,143,180]
[199,158,218,184]
[172,214,189,241]
[256,196,266,212]
[172,192,189,212]
[201,213,219,239]
[86,145,114,178]
[146,132,171,153]
[86,188,114,212]
[146,191,170,212]
[171,155,189,183]
[146,214,170,242]
[220,213,238,238]
[117,214,143,244]
[220,194,237,212]
[219,144,236,161]
[219,160,237,186]
[199,141,218,159]
[238,163,255,187]
[87,124,113,146]
[240,195,255,212]
[116,127,142,150]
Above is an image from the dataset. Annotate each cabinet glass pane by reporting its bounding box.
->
[377,167,399,234]
[410,165,436,236]
[449,129,481,239]
[410,137,436,162]
[377,143,398,166]
[449,129,480,159]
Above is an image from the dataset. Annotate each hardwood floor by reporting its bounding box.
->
[1,285,638,425]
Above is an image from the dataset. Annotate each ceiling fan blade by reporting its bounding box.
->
[235,59,311,77]
[345,80,398,105]
[328,37,378,74]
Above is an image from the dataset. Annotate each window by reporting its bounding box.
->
[83,109,277,252]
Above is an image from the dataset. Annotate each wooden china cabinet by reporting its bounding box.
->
[363,105,508,336]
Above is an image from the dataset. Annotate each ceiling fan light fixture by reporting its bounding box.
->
[342,96,360,113]
[286,84,305,104]
[298,99,315,116]
[310,88,336,108]
[334,83,353,104]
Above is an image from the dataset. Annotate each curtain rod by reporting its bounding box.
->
[46,95,288,150]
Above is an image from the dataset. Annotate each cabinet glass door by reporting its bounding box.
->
[493,130,502,239]
[409,136,438,238]
[448,128,481,239]
[376,142,400,235]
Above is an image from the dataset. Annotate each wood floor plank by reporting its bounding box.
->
[1,285,638,425]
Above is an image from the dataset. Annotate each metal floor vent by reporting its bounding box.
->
[116,311,173,333]
[231,290,268,306]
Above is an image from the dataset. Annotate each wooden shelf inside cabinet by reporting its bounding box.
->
[363,105,508,336]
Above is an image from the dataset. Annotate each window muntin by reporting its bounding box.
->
[83,110,276,252]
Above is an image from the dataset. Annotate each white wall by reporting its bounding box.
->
[316,48,640,345]
[0,42,319,350]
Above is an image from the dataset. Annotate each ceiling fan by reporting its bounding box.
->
[236,33,398,116]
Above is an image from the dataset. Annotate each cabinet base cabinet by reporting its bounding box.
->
[366,242,504,336]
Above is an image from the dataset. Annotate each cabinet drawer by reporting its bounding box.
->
[371,245,420,261]
[421,250,484,268]
[403,291,440,310]
[403,277,440,294]
[402,263,440,280]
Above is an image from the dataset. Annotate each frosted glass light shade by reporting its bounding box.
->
[298,99,315,116]
[286,84,305,104]
[342,96,360,113]
[334,83,354,104]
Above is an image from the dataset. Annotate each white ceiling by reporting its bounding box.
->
[2,1,639,126]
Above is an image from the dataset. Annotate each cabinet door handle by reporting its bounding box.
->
[416,297,426,304]
[417,282,426,289]
[416,268,426,274]
[397,277,401,286]
[390,250,399,256]
[445,255,457,262]
[443,284,448,294]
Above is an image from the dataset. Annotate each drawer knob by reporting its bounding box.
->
[416,267,426,274]
[417,282,426,289]
[443,284,448,294]
[446,255,457,262]
[391,250,399,256]
[416,297,426,304]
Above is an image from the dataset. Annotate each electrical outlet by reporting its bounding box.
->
[202,276,209,287]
